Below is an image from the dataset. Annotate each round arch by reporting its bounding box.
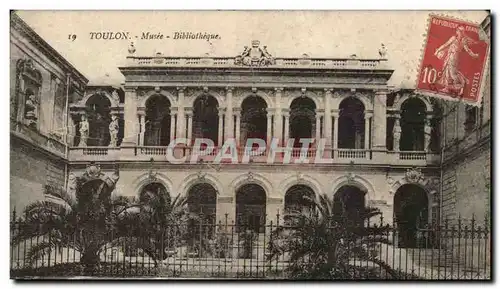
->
[330,174,374,204]
[140,90,178,108]
[286,90,321,109]
[236,91,273,109]
[393,183,430,248]
[187,90,225,109]
[334,93,372,111]
[178,173,225,198]
[230,172,273,199]
[132,172,175,197]
[78,92,114,107]
[388,178,437,205]
[279,174,323,198]
[394,94,433,113]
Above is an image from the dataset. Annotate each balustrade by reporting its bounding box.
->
[126,56,385,70]
[335,149,368,159]
[399,151,427,160]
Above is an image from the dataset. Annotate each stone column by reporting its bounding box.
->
[234,108,241,146]
[373,90,387,150]
[364,113,372,150]
[324,89,333,147]
[283,110,290,142]
[225,87,234,139]
[186,110,193,144]
[332,110,339,149]
[274,88,283,143]
[176,87,185,139]
[266,108,273,145]
[122,87,138,147]
[315,110,322,141]
[218,108,225,146]
[170,109,177,142]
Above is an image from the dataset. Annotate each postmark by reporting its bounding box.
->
[416,14,489,105]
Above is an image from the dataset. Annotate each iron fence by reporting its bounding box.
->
[10,213,491,280]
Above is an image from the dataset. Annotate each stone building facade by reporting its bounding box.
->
[66,40,446,247]
[440,16,491,224]
[10,13,491,249]
[10,12,87,212]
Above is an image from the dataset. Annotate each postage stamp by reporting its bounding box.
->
[416,14,490,105]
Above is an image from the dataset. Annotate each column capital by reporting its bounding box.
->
[218,107,226,116]
[226,86,234,93]
[176,86,186,93]
[365,112,373,119]
[324,88,333,93]
[274,87,284,93]
[137,107,146,115]
[315,108,325,114]
[266,107,276,114]
[170,107,179,115]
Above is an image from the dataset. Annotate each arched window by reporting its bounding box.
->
[333,185,366,225]
[290,97,316,148]
[400,98,426,151]
[284,185,315,219]
[338,97,365,149]
[393,184,429,248]
[85,94,111,146]
[193,95,219,145]
[241,96,267,146]
[236,184,266,233]
[145,95,171,146]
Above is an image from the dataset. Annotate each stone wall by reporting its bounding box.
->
[10,139,65,215]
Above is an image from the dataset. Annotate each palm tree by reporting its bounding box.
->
[115,186,199,267]
[267,193,396,279]
[12,179,135,276]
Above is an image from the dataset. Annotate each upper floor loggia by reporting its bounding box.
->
[67,41,441,166]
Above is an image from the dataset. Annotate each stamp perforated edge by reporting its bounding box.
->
[414,13,490,107]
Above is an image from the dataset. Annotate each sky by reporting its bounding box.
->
[16,10,488,88]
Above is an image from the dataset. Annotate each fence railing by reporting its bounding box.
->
[10,214,490,280]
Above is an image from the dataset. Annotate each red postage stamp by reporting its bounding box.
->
[416,14,489,105]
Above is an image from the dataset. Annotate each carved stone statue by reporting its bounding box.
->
[24,89,38,127]
[67,173,77,197]
[111,90,120,107]
[128,42,136,55]
[78,115,89,147]
[393,121,401,151]
[379,43,387,58]
[234,41,275,66]
[109,114,119,147]
[424,121,432,151]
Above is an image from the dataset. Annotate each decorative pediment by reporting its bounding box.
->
[234,40,276,67]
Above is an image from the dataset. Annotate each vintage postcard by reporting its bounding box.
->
[9,10,491,280]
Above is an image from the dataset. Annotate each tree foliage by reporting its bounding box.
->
[267,193,396,279]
